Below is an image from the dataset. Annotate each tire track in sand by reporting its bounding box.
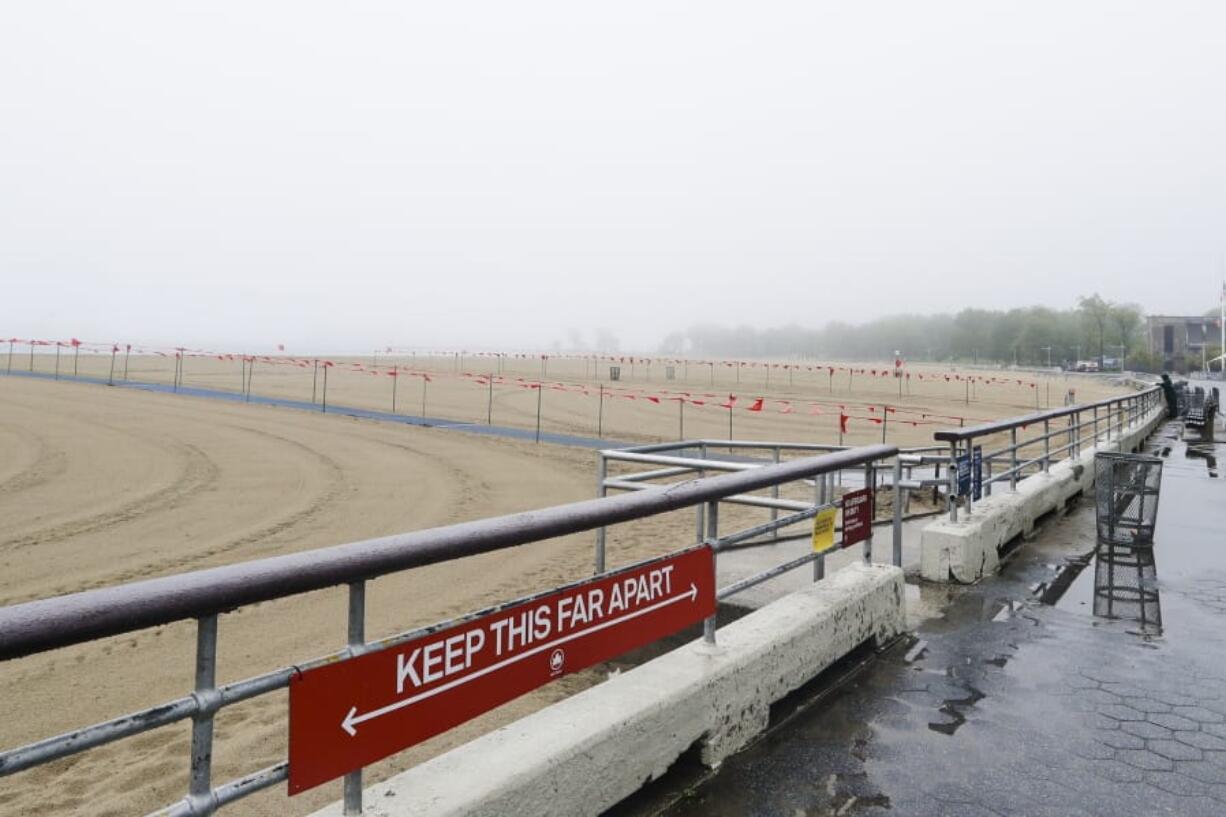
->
[0,440,221,554]
[77,423,351,588]
[0,425,69,498]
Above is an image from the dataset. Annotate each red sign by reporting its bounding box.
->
[841,487,874,546]
[287,545,715,793]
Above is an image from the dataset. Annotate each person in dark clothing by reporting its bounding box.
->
[1160,373,1179,418]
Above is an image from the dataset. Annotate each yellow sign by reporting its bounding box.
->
[812,508,836,553]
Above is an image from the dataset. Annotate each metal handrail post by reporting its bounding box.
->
[1072,410,1079,459]
[814,473,827,582]
[864,463,875,563]
[343,582,366,815]
[891,456,903,567]
[964,443,974,517]
[1010,428,1018,490]
[947,442,958,522]
[703,500,719,645]
[814,463,823,579]
[1043,420,1050,473]
[188,615,219,816]
[1094,405,1100,445]
[770,447,781,539]
[695,443,708,545]
[594,455,607,573]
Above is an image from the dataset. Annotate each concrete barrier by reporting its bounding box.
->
[920,406,1166,583]
[309,562,905,817]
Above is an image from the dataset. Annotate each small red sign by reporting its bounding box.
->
[287,545,716,793]
[841,487,874,546]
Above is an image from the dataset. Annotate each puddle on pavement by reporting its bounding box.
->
[928,682,986,735]
[1185,443,1219,477]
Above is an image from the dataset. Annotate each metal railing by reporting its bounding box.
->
[929,386,1163,521]
[0,445,898,817]
[594,440,952,646]
[596,439,950,569]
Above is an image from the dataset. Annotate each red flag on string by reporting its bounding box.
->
[719,394,737,409]
[747,397,764,412]
[839,413,849,433]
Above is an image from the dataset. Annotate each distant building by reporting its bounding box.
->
[1146,315,1217,371]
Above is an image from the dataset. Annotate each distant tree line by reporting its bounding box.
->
[658,294,1155,369]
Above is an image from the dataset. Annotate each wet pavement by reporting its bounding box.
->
[620,409,1226,817]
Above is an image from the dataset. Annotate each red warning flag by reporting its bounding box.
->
[839,413,849,433]
[646,396,660,404]
[70,338,81,347]
[747,397,764,412]
[719,394,737,409]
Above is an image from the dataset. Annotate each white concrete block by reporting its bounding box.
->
[309,562,906,817]
[920,407,1166,583]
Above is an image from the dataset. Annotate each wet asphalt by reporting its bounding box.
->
[617,408,1226,817]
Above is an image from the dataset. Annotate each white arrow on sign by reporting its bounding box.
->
[341,582,699,736]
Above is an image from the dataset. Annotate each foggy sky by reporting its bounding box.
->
[2,2,1224,354]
